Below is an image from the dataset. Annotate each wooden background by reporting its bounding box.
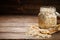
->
[0,0,60,15]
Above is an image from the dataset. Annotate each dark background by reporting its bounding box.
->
[0,0,60,15]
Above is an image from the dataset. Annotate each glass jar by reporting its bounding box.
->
[38,6,57,28]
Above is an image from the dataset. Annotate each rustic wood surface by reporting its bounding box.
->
[0,15,60,39]
[0,16,38,39]
[1,0,60,15]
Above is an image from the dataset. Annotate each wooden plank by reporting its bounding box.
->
[0,32,60,39]
[0,16,38,23]
[0,27,27,32]
[0,33,27,39]
[0,23,37,27]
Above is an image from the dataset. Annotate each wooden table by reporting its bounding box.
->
[0,15,60,39]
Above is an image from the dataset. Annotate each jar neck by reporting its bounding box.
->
[40,11,56,16]
[40,6,56,13]
[40,11,55,13]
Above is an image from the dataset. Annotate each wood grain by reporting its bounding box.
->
[0,16,38,39]
[1,0,60,15]
[0,16,60,39]
[0,33,26,39]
